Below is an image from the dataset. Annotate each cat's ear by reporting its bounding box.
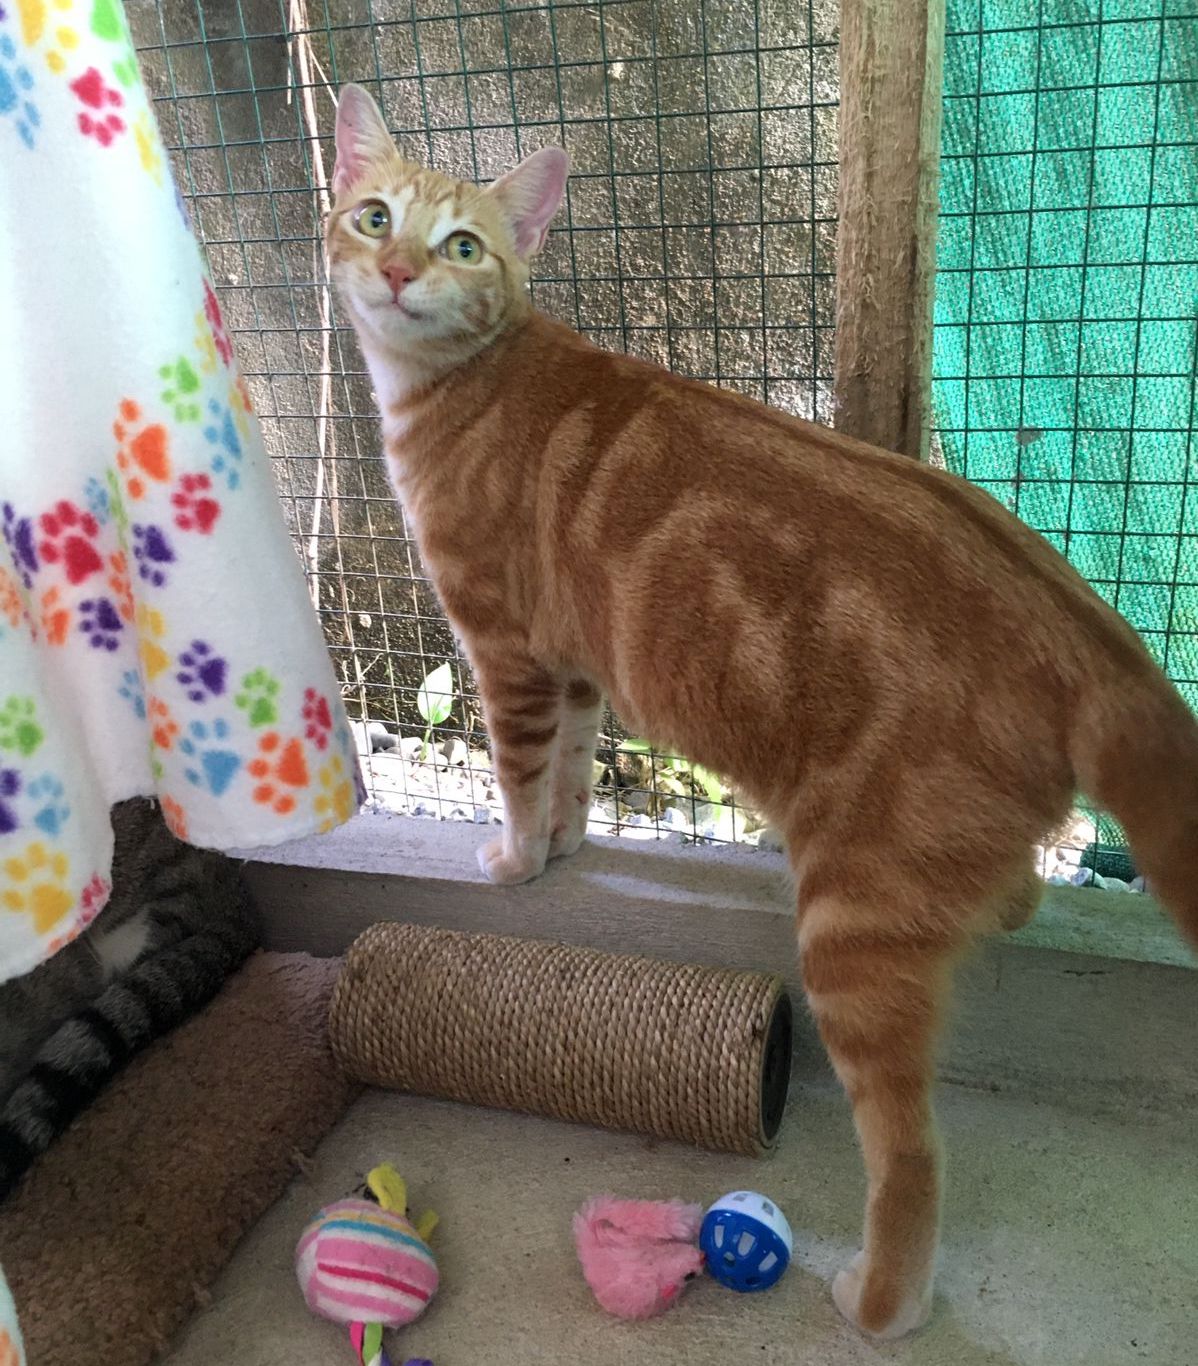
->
[332,84,395,197]
[486,147,569,259]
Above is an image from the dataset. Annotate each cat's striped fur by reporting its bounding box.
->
[0,797,257,1199]
[325,84,1198,1339]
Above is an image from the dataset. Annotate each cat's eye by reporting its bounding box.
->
[354,200,391,239]
[442,231,485,264]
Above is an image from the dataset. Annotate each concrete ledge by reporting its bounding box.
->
[236,811,1197,1112]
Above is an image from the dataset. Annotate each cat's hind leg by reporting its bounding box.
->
[547,678,603,861]
[797,875,966,1339]
[990,851,1044,933]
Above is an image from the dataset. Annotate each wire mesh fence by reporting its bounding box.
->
[128,0,1194,873]
[932,0,1198,881]
[128,0,839,844]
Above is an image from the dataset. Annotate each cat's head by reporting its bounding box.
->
[326,84,568,363]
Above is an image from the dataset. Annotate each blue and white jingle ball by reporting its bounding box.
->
[700,1191,792,1293]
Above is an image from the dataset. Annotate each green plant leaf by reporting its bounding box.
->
[617,737,653,754]
[417,662,455,727]
[691,764,725,803]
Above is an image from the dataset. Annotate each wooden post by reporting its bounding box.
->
[834,0,946,458]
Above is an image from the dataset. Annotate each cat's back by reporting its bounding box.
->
[518,322,1022,565]
[508,316,1141,680]
[512,314,1019,544]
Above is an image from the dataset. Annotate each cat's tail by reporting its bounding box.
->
[0,889,257,1201]
[1072,661,1198,951]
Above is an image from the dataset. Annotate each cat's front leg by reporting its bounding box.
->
[473,654,562,885]
[547,678,603,861]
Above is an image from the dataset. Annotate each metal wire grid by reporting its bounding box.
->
[934,1,1197,701]
[932,0,1198,871]
[127,0,839,841]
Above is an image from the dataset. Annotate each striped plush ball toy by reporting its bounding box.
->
[297,1164,439,1347]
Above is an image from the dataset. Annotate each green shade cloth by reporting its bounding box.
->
[933,0,1198,719]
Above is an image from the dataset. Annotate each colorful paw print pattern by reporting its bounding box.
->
[203,280,234,368]
[235,668,280,728]
[25,772,70,837]
[0,1322,23,1366]
[0,769,20,836]
[0,696,43,758]
[70,63,122,145]
[2,841,72,934]
[314,753,356,833]
[114,399,171,501]
[302,687,334,749]
[78,595,122,650]
[0,31,40,148]
[1,356,359,968]
[171,472,220,534]
[5,0,155,174]
[1,644,359,956]
[0,569,28,641]
[176,639,227,702]
[179,717,240,796]
[130,521,175,587]
[0,12,360,1022]
[38,499,103,584]
[203,401,244,491]
[160,356,202,423]
[247,730,310,815]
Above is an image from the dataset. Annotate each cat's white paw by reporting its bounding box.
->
[477,836,548,886]
[546,787,590,861]
[832,1251,933,1340]
[547,806,589,860]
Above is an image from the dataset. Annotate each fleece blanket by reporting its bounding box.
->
[0,0,364,993]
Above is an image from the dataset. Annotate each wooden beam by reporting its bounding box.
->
[834,0,946,458]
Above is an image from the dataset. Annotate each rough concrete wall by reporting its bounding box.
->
[127,0,839,732]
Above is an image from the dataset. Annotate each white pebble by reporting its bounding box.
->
[400,736,429,761]
[367,721,397,751]
[442,737,468,767]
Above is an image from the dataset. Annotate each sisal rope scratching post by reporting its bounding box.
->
[328,923,792,1156]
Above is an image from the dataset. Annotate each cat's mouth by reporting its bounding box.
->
[390,297,423,321]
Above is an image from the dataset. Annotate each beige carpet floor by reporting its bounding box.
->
[163,1067,1196,1366]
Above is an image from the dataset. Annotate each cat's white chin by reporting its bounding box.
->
[367,296,426,326]
[357,306,433,354]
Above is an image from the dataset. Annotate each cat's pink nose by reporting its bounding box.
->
[381,261,415,296]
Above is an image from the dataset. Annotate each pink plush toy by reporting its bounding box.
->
[573,1197,705,1319]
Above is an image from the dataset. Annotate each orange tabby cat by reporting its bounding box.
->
[326,84,1198,1339]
